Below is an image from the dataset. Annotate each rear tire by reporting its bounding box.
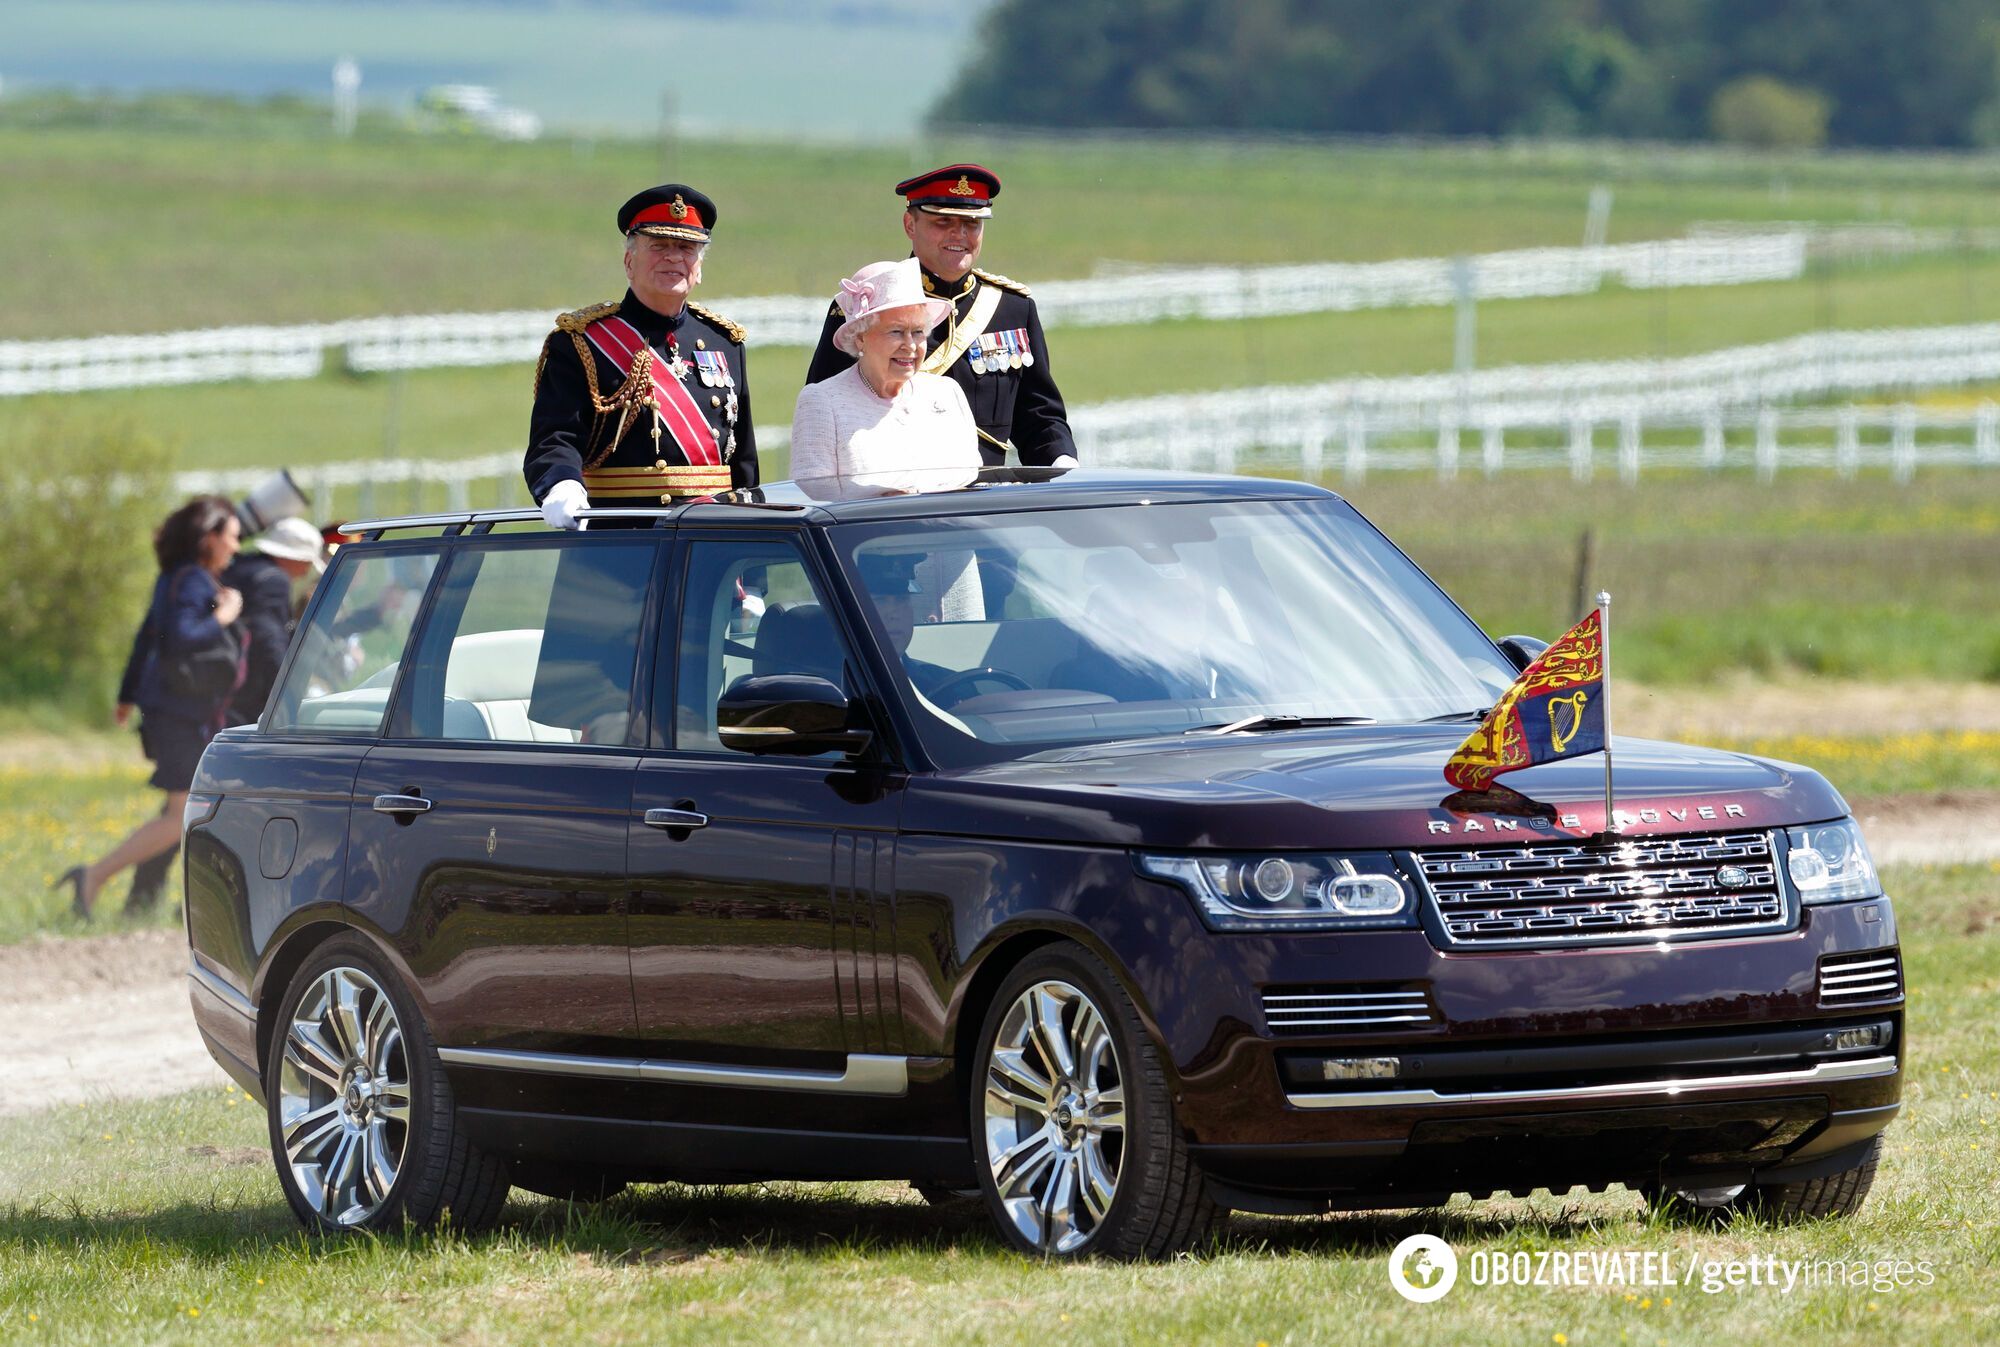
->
[265,933,511,1234]
[969,943,1220,1259]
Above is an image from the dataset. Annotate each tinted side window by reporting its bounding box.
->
[674,539,851,753]
[266,549,438,736]
[403,541,656,746]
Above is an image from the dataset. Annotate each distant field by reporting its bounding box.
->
[7,114,1999,705]
[5,0,975,140]
[6,249,2000,481]
[7,112,2000,339]
[1344,472,2000,682]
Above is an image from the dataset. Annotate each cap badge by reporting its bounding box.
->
[948,175,976,197]
[669,194,689,221]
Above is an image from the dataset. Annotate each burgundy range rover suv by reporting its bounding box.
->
[183,469,1901,1258]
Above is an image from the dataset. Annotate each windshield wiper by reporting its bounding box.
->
[1188,714,1377,735]
[1420,708,1491,723]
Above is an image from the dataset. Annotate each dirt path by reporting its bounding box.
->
[4,790,1993,1121]
[0,929,225,1118]
[1618,678,2000,738]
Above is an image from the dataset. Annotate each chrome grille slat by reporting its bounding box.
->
[1416,830,1790,948]
[1818,949,1903,1005]
[1260,985,1440,1035]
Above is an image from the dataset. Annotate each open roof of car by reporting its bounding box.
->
[342,468,1342,538]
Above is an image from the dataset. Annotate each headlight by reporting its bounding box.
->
[1786,819,1881,904]
[1136,852,1417,932]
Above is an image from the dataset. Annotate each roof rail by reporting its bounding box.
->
[338,506,684,537]
[340,498,806,538]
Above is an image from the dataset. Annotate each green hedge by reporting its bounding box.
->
[0,415,174,715]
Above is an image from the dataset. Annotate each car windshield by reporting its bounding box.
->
[834,496,1517,766]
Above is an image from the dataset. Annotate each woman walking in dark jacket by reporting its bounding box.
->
[56,496,244,918]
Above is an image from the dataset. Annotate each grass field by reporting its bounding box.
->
[5,113,1998,706]
[1343,473,2000,684]
[2,859,1993,1345]
[8,248,2000,481]
[7,111,2000,340]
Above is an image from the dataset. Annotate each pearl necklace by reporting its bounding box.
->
[858,363,905,401]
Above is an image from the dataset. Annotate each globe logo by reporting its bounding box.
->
[1388,1233,1458,1303]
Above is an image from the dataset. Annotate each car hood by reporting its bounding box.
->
[904,725,1849,850]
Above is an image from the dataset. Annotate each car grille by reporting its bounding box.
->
[1818,950,1902,1005]
[1261,984,1440,1034]
[1414,830,1790,949]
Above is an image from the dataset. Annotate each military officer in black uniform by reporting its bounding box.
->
[526,184,757,527]
[804,163,1076,469]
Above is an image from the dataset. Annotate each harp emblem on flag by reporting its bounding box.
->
[1550,690,1590,754]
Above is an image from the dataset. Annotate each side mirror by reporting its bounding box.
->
[1496,635,1549,673]
[717,675,873,757]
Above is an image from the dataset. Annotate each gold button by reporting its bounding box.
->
[655,459,667,470]
[710,395,721,408]
[660,494,671,504]
[695,339,706,350]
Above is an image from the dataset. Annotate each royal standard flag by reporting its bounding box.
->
[1444,608,1607,792]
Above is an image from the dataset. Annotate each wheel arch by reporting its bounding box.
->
[947,923,1174,1120]
[252,919,356,1078]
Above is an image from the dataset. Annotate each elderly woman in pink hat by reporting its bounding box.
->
[789,258,981,498]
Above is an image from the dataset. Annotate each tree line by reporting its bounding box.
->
[935,0,2000,149]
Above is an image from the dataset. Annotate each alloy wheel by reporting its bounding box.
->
[982,979,1126,1254]
[277,966,412,1226]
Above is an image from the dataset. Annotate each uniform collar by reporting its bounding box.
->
[620,288,687,337]
[917,264,978,301]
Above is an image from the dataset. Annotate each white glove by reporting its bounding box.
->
[540,479,589,530]
[1050,454,1079,469]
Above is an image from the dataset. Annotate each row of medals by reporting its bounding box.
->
[662,344,737,458]
[970,343,1033,376]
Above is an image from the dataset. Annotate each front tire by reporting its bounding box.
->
[265,934,511,1233]
[970,944,1219,1259]
[1649,1136,1883,1224]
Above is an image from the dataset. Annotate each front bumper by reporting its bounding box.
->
[1139,895,1904,1203]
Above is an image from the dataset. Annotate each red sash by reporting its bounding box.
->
[582,315,721,466]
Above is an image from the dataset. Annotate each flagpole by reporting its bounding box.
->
[1599,590,1615,835]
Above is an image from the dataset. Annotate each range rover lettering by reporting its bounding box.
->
[183,469,1901,1259]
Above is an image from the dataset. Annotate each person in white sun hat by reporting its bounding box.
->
[789,258,982,500]
[220,516,327,726]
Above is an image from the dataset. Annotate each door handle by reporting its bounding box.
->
[373,793,433,817]
[644,807,709,831]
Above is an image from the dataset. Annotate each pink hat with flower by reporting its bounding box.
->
[831,258,953,356]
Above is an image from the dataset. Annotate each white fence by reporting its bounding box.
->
[173,397,1999,519]
[3,234,1815,396]
[1068,323,2000,453]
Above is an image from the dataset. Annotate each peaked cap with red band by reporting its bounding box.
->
[895,163,1000,218]
[618,184,716,242]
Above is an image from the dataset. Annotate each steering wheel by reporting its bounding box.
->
[929,666,1031,705]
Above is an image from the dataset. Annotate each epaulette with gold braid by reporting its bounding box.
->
[973,268,1031,297]
[686,302,746,345]
[554,299,622,334]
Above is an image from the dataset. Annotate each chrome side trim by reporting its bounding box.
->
[435,1046,910,1096]
[1285,1054,1898,1110]
[188,959,257,1020]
